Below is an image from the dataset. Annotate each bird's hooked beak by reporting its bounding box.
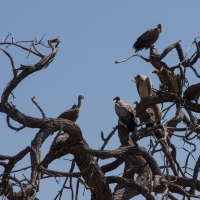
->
[135,75,142,81]
[152,70,157,74]
[134,76,139,81]
[113,96,120,101]
[78,95,84,100]
[133,101,139,105]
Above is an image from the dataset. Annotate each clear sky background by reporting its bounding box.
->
[0,1,200,199]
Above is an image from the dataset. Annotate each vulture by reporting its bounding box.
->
[152,67,181,95]
[134,101,162,127]
[58,94,84,122]
[135,74,152,99]
[171,71,182,95]
[134,101,155,127]
[183,83,200,105]
[113,96,137,132]
[133,23,162,53]
[151,104,162,125]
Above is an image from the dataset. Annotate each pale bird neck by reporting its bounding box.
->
[159,26,162,32]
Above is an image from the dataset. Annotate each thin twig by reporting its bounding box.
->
[6,116,26,132]
[40,161,93,178]
[1,165,32,175]
[0,41,43,57]
[188,156,200,194]
[75,179,80,200]
[0,48,17,77]
[31,97,45,118]
[54,159,75,200]
[115,53,150,64]
[70,177,74,200]
[96,126,118,162]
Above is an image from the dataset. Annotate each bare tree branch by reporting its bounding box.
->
[1,34,200,200]
[31,96,45,118]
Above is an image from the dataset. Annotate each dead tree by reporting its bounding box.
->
[0,33,200,200]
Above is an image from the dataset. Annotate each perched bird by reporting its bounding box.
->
[133,23,163,53]
[151,104,162,125]
[134,101,161,127]
[134,101,154,127]
[171,71,181,95]
[113,96,137,132]
[183,83,200,106]
[134,74,152,99]
[134,74,162,125]
[58,95,84,122]
[152,67,181,95]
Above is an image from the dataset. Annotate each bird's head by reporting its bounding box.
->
[135,74,147,82]
[113,96,120,102]
[157,23,162,32]
[78,95,84,100]
[135,74,141,81]
[152,70,158,74]
[135,74,146,82]
[133,100,139,105]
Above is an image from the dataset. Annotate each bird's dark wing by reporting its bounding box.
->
[139,107,155,127]
[58,108,79,122]
[133,28,159,52]
[137,28,158,41]
[115,100,137,131]
[184,83,200,101]
[158,68,175,92]
[150,104,161,124]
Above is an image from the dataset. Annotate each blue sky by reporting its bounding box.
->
[0,1,200,199]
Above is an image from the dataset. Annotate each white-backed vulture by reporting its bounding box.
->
[134,101,154,128]
[113,96,137,132]
[135,74,152,99]
[183,83,200,105]
[150,104,162,125]
[58,95,84,122]
[152,67,181,95]
[134,101,162,127]
[133,23,162,53]
[172,71,181,95]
